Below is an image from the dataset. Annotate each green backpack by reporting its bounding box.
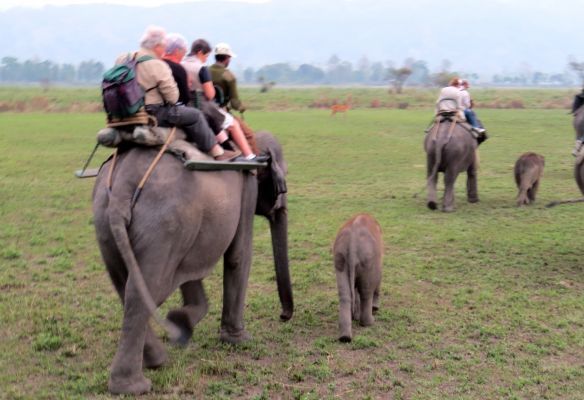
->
[101,53,153,119]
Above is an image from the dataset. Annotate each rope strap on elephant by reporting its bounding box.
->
[427,112,479,143]
[104,127,177,207]
[131,127,177,208]
[429,113,459,142]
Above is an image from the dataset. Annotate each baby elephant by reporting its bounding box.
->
[333,214,383,343]
[514,152,545,206]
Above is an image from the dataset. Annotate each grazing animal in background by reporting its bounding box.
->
[330,103,350,116]
[514,152,545,206]
[333,213,383,343]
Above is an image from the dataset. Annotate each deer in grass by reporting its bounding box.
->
[330,95,352,116]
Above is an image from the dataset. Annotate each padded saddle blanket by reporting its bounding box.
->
[95,125,266,171]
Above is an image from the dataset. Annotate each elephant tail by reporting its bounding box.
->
[427,134,447,186]
[108,200,182,342]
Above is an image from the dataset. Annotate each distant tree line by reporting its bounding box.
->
[241,55,581,89]
[0,57,104,84]
[1,54,581,88]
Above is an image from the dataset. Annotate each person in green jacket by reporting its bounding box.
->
[209,43,245,113]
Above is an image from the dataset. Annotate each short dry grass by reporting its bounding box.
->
[0,102,583,399]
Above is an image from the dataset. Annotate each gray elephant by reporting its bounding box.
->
[514,152,544,206]
[333,213,383,343]
[92,131,292,395]
[425,119,479,212]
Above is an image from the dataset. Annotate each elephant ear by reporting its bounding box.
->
[256,131,288,217]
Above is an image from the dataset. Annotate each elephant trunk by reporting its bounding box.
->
[269,207,294,321]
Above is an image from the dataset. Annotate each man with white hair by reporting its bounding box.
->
[162,33,190,105]
[116,26,239,161]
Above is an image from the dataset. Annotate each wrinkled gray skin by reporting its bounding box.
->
[92,131,291,395]
[425,122,479,212]
[333,214,383,343]
[514,152,545,206]
[574,108,584,194]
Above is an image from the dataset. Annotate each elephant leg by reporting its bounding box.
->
[335,269,353,343]
[105,259,167,369]
[528,181,539,202]
[358,291,375,327]
[467,158,479,203]
[427,154,439,210]
[166,280,209,346]
[143,323,168,369]
[356,279,375,327]
[372,285,380,314]
[220,175,257,344]
[108,277,152,395]
[443,169,459,212]
[352,285,361,322]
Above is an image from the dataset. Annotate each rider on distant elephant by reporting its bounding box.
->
[434,77,487,144]
[435,77,465,119]
[460,79,487,143]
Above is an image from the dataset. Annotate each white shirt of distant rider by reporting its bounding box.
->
[460,88,471,109]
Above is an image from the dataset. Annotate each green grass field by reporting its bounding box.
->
[0,85,576,112]
[0,95,583,399]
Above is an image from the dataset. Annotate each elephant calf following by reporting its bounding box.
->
[333,214,383,343]
[514,152,544,206]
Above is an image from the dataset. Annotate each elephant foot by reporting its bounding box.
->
[280,308,293,322]
[220,328,251,345]
[166,310,194,347]
[108,374,152,395]
[468,197,479,203]
[143,342,168,370]
[338,334,352,343]
[442,207,455,213]
[360,315,375,327]
[427,201,438,210]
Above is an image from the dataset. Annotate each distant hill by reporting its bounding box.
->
[0,0,580,75]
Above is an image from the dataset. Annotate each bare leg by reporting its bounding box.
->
[227,119,254,157]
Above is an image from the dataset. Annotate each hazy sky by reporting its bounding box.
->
[1,0,581,76]
[0,0,564,10]
[0,0,269,11]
